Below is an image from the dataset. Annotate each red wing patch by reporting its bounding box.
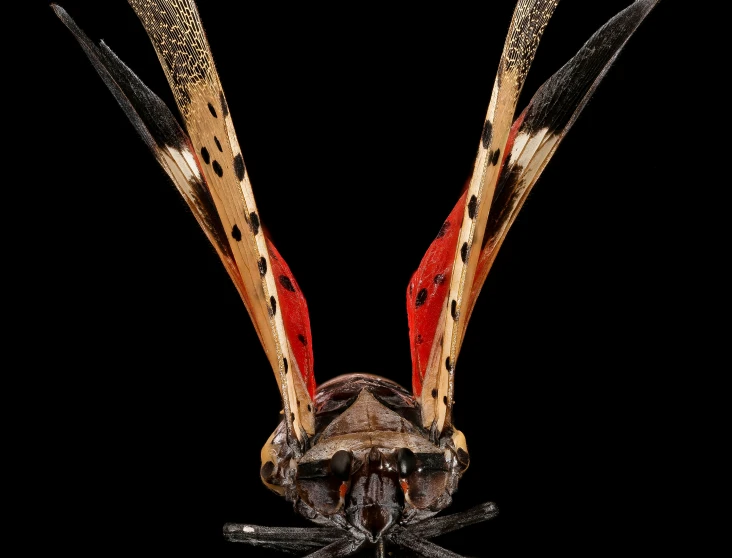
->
[267,239,315,398]
[407,191,466,397]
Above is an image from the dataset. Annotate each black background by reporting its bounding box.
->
[27,1,688,555]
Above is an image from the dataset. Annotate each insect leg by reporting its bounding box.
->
[402,501,499,539]
[388,529,469,558]
[223,523,342,553]
[301,536,366,558]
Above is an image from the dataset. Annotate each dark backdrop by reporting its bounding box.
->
[29,1,683,555]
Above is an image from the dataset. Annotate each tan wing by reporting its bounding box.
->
[127,0,313,447]
[52,4,244,306]
[465,0,661,326]
[418,0,559,435]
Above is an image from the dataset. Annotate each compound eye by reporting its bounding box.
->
[330,450,352,481]
[397,447,417,477]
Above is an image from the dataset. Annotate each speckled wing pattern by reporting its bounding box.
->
[52,5,239,289]
[54,0,315,449]
[409,0,659,437]
[125,0,315,445]
[465,0,660,325]
[410,0,559,435]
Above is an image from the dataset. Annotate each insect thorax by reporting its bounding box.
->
[260,373,470,541]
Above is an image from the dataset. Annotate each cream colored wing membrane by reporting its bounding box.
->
[128,0,313,444]
[426,0,558,435]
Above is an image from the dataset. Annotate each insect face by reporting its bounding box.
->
[259,374,469,543]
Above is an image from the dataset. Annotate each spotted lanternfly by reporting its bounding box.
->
[53,1,660,556]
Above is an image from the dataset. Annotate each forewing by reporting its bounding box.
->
[52,5,244,304]
[55,1,315,447]
[125,0,315,444]
[410,0,559,435]
[465,0,660,323]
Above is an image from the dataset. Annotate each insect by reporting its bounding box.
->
[53,1,660,556]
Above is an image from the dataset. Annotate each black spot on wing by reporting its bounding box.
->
[231,225,242,241]
[284,358,288,373]
[451,300,458,320]
[416,334,423,344]
[219,92,229,117]
[307,404,312,412]
[279,275,296,292]
[431,388,438,398]
[234,153,245,181]
[249,212,260,235]
[437,221,450,239]
[468,195,477,219]
[212,160,223,177]
[298,334,307,346]
[491,148,501,166]
[208,102,218,118]
[258,257,267,276]
[269,296,277,316]
[415,288,428,308]
[460,242,469,263]
[201,146,210,164]
[481,119,493,149]
[445,357,451,371]
[443,396,448,405]
[291,412,295,423]
[214,136,223,152]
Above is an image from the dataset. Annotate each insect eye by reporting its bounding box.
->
[397,447,417,477]
[330,450,352,481]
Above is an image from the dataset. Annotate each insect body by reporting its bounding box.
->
[53,1,659,556]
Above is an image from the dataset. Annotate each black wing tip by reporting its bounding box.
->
[51,4,87,41]
[50,4,68,20]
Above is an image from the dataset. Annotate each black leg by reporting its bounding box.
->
[302,536,365,558]
[403,501,498,539]
[223,523,342,554]
[223,502,497,555]
[388,529,469,558]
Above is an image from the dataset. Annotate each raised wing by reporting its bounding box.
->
[409,0,559,436]
[465,0,660,324]
[409,0,659,437]
[53,1,315,451]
